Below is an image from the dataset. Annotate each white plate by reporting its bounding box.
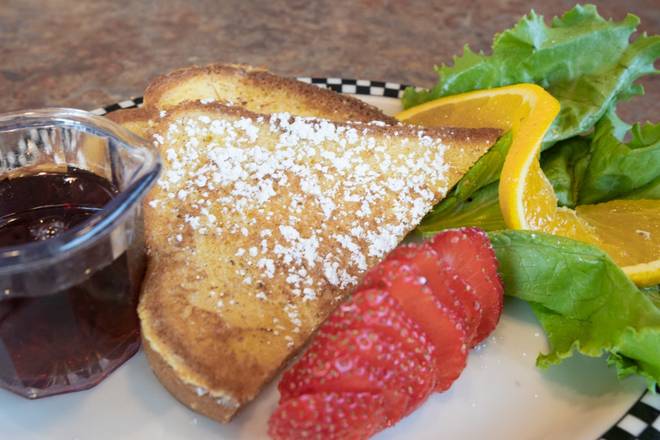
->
[2,80,655,440]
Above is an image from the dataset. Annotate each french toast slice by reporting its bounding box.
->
[106,64,396,139]
[143,64,397,123]
[138,100,500,422]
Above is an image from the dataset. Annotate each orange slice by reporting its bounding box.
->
[576,200,660,286]
[396,84,660,286]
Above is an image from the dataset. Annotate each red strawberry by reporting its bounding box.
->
[429,228,504,345]
[270,229,505,439]
[280,324,435,422]
[278,328,408,421]
[269,391,387,440]
[389,244,483,346]
[320,290,437,417]
[363,260,468,391]
[323,288,437,379]
[436,265,483,347]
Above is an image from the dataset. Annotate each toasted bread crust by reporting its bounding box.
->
[105,107,156,138]
[138,100,500,422]
[140,255,307,421]
[142,331,237,423]
[143,64,397,123]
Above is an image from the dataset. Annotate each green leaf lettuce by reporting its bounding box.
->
[416,132,512,234]
[489,230,660,388]
[405,4,659,234]
[579,113,660,204]
[403,4,659,145]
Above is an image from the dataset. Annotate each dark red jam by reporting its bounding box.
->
[0,167,143,398]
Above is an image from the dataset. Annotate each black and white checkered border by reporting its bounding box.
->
[600,385,659,440]
[91,78,657,440]
[90,77,410,116]
[91,96,144,116]
[297,77,410,98]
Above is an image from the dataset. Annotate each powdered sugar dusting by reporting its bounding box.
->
[148,108,451,337]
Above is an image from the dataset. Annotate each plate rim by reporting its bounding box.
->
[92,76,658,440]
[90,77,411,116]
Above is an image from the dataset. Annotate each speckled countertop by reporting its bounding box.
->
[1,0,658,122]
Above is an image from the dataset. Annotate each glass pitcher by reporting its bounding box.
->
[0,108,160,398]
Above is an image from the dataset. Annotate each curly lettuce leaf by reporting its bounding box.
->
[540,137,591,207]
[622,175,660,200]
[543,33,659,146]
[408,4,659,235]
[579,113,660,204]
[415,182,505,235]
[541,112,660,207]
[404,5,639,103]
[630,120,660,148]
[489,230,660,388]
[417,132,511,234]
[403,5,659,146]
[642,285,660,308]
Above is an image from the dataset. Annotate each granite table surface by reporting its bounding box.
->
[1,0,658,123]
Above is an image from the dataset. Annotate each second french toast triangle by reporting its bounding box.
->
[139,101,500,417]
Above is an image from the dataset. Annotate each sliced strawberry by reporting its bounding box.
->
[269,391,387,440]
[278,329,407,421]
[436,264,483,347]
[389,244,483,346]
[323,288,437,381]
[429,227,504,345]
[271,233,505,438]
[363,260,468,391]
[279,325,434,422]
[319,289,437,416]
